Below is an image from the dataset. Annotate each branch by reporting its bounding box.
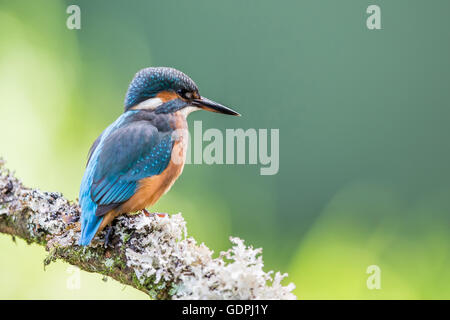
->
[0,158,296,300]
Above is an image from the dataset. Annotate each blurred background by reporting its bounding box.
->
[1,0,449,299]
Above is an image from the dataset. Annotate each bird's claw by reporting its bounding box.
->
[143,208,151,217]
[104,225,114,248]
[142,209,168,218]
[155,212,168,218]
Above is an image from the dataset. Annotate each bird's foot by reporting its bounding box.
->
[143,208,151,217]
[142,209,168,218]
[155,212,168,218]
[104,225,114,248]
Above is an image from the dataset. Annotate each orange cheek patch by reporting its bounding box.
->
[156,90,179,103]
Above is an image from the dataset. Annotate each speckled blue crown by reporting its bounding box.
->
[124,67,198,111]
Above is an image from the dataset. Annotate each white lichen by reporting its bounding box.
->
[121,213,296,300]
[104,258,115,268]
[1,160,296,300]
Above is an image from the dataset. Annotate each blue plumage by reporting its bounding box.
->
[124,67,198,111]
[79,111,174,245]
[79,66,240,246]
[79,112,133,245]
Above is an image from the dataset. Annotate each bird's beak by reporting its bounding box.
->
[192,96,241,116]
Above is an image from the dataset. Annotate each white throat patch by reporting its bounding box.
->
[179,106,200,117]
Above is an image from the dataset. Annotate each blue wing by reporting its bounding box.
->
[91,122,173,213]
[79,119,173,245]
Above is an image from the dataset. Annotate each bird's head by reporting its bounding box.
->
[124,67,240,116]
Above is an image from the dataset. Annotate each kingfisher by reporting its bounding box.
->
[79,67,240,246]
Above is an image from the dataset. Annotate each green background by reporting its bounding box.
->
[1,0,449,299]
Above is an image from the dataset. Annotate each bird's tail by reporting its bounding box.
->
[79,212,103,246]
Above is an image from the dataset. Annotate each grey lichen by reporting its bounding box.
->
[0,158,296,300]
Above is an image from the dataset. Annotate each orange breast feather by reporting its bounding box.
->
[97,133,187,235]
[96,112,188,235]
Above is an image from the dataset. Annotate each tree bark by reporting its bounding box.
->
[0,159,295,300]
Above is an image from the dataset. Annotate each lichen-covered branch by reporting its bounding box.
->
[0,158,296,300]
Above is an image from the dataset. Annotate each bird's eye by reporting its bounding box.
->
[177,89,193,100]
